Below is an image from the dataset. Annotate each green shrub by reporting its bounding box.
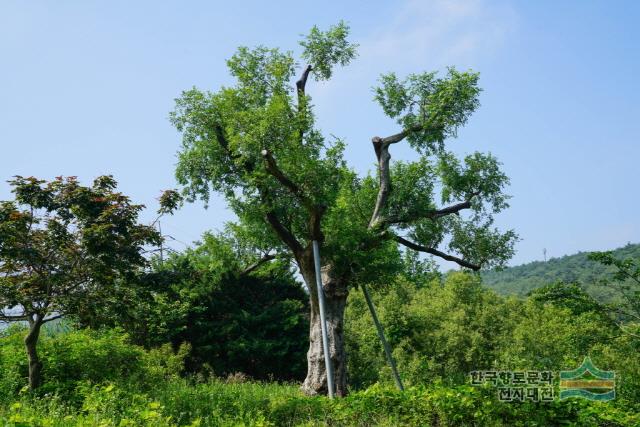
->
[81,237,311,383]
[0,325,28,402]
[0,380,638,426]
[0,327,187,402]
[345,272,514,389]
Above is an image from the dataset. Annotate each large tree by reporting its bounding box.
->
[0,176,160,389]
[171,22,517,396]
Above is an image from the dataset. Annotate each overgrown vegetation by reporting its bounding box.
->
[1,295,639,426]
[76,231,311,381]
[1,224,639,424]
[346,271,640,405]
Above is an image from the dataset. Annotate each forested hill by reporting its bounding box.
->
[481,242,640,298]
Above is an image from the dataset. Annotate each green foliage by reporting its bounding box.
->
[157,189,183,215]
[345,270,640,406]
[299,20,358,81]
[588,249,640,326]
[0,175,160,326]
[0,326,27,399]
[528,281,606,316]
[0,264,638,425]
[346,272,510,388]
[374,68,481,151]
[0,328,187,402]
[495,300,613,371]
[80,231,310,382]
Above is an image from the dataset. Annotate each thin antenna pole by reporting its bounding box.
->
[361,283,404,391]
[312,240,335,398]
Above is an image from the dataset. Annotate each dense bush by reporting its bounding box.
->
[170,269,309,381]
[75,232,310,382]
[346,272,513,388]
[345,271,640,405]
[0,327,187,402]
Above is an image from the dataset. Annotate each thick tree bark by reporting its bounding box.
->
[24,315,44,390]
[300,263,349,397]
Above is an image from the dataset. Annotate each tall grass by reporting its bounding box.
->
[2,379,639,426]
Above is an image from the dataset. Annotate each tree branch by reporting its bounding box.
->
[368,124,427,230]
[213,123,255,173]
[379,124,423,145]
[387,198,476,226]
[261,149,325,241]
[265,211,303,257]
[240,253,277,276]
[296,65,312,97]
[261,149,311,208]
[394,235,481,271]
[430,200,473,218]
[214,124,236,158]
[614,321,640,339]
[207,84,321,258]
[309,204,326,242]
[42,314,63,324]
[368,137,392,230]
[0,313,28,321]
[296,65,312,145]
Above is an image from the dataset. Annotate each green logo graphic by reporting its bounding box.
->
[559,357,615,401]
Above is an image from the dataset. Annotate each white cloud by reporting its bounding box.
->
[359,0,517,70]
[312,0,517,105]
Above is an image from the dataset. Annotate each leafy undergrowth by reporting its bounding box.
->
[1,381,638,427]
[1,327,638,426]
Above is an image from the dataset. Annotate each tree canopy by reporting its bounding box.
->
[0,175,160,388]
[171,22,516,276]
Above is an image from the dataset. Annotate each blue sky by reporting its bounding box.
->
[1,0,638,267]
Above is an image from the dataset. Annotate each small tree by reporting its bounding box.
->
[172,22,517,395]
[0,175,160,389]
[588,251,640,338]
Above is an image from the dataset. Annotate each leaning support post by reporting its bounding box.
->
[361,283,404,391]
[312,240,335,398]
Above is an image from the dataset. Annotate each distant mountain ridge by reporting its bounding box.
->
[481,242,640,300]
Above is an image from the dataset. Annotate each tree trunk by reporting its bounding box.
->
[301,263,349,397]
[24,315,43,390]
